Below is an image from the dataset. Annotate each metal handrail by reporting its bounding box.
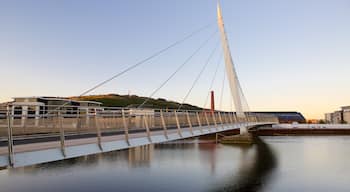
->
[0,105,278,167]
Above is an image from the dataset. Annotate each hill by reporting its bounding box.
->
[71,94,203,110]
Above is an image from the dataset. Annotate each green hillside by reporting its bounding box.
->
[71,94,203,110]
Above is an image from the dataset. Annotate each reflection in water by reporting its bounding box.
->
[8,146,155,175]
[213,137,277,192]
[3,139,277,191]
[154,140,196,150]
[128,145,153,167]
[8,153,105,175]
[198,142,217,175]
[3,136,350,192]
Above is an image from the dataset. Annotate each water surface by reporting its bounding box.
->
[0,136,349,192]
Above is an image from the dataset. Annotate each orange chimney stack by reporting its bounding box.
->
[210,91,215,113]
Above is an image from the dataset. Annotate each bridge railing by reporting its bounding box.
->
[0,106,278,137]
[0,105,278,166]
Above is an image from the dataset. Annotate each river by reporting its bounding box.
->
[0,136,349,192]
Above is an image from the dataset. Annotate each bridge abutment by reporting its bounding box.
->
[220,133,254,144]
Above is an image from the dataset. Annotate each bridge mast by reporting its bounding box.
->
[217,3,246,120]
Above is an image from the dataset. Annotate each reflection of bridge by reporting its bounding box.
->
[0,3,277,168]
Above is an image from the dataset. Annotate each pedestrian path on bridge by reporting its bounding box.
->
[0,107,276,168]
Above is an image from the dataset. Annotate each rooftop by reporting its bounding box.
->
[12,96,102,105]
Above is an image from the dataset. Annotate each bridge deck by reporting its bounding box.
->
[0,123,266,168]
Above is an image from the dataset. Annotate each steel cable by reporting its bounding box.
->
[138,30,218,108]
[177,40,220,110]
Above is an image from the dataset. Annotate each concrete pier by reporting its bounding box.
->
[220,133,254,144]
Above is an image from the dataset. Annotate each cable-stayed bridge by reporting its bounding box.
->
[0,3,278,168]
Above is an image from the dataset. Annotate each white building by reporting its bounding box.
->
[325,113,332,123]
[341,106,350,124]
[332,111,343,124]
[325,106,350,124]
[3,97,102,126]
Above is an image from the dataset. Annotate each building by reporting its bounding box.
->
[341,106,350,124]
[9,97,102,117]
[250,111,306,123]
[332,110,343,124]
[325,113,332,123]
[0,102,10,119]
[0,97,102,126]
[324,106,350,124]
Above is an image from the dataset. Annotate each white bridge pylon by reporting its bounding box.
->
[217,2,248,133]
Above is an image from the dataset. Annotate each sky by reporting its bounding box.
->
[0,0,349,119]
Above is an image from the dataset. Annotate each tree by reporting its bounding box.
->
[318,119,325,124]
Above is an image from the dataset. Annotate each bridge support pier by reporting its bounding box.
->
[218,124,254,144]
[220,132,254,144]
[215,133,227,144]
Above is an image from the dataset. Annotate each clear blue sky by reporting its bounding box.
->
[1,0,349,119]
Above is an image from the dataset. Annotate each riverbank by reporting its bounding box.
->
[252,124,350,136]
